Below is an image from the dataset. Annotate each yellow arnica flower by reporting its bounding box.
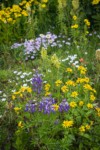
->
[78,66,87,74]
[73,15,77,20]
[84,19,91,26]
[21,10,28,16]
[83,84,93,91]
[12,95,16,100]
[66,68,73,73]
[79,125,85,132]
[18,121,23,128]
[52,104,59,111]
[71,24,78,29]
[20,86,32,93]
[61,85,68,93]
[41,4,46,8]
[62,120,73,128]
[66,80,75,86]
[20,86,27,92]
[87,103,93,109]
[7,18,13,22]
[79,101,84,106]
[95,107,100,116]
[27,87,32,93]
[45,83,51,91]
[90,94,96,101]
[70,101,77,108]
[76,77,90,84]
[14,107,21,112]
[95,107,100,113]
[85,124,91,130]
[92,0,100,5]
[45,92,51,96]
[55,80,62,87]
[71,91,78,98]
[13,91,21,95]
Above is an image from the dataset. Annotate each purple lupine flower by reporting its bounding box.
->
[25,103,36,113]
[59,99,70,112]
[32,72,43,94]
[25,100,37,113]
[38,96,55,114]
[30,104,36,113]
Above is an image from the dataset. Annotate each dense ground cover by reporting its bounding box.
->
[0,0,100,150]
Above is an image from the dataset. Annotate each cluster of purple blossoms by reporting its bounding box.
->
[59,99,70,112]
[38,96,55,114]
[11,32,72,60]
[25,103,36,113]
[25,97,70,114]
[32,72,43,94]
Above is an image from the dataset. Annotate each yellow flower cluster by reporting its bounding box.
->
[71,24,78,29]
[45,83,50,91]
[84,19,91,26]
[66,68,73,73]
[61,85,68,93]
[79,124,91,132]
[52,104,59,111]
[79,101,84,106]
[71,91,78,98]
[44,83,51,96]
[79,125,85,132]
[0,0,48,24]
[14,107,21,111]
[90,94,96,101]
[95,107,100,117]
[62,120,73,128]
[70,101,77,108]
[76,77,90,84]
[14,107,21,114]
[41,0,48,8]
[55,80,62,87]
[73,15,77,20]
[18,121,23,128]
[78,66,87,74]
[83,84,93,91]
[66,80,76,86]
[12,86,32,100]
[87,103,93,109]
[92,0,100,5]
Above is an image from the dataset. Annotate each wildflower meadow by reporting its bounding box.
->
[0,0,100,150]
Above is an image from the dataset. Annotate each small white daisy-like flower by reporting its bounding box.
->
[23,83,27,87]
[2,98,6,101]
[13,71,18,74]
[17,71,22,75]
[3,94,6,97]
[20,75,25,79]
